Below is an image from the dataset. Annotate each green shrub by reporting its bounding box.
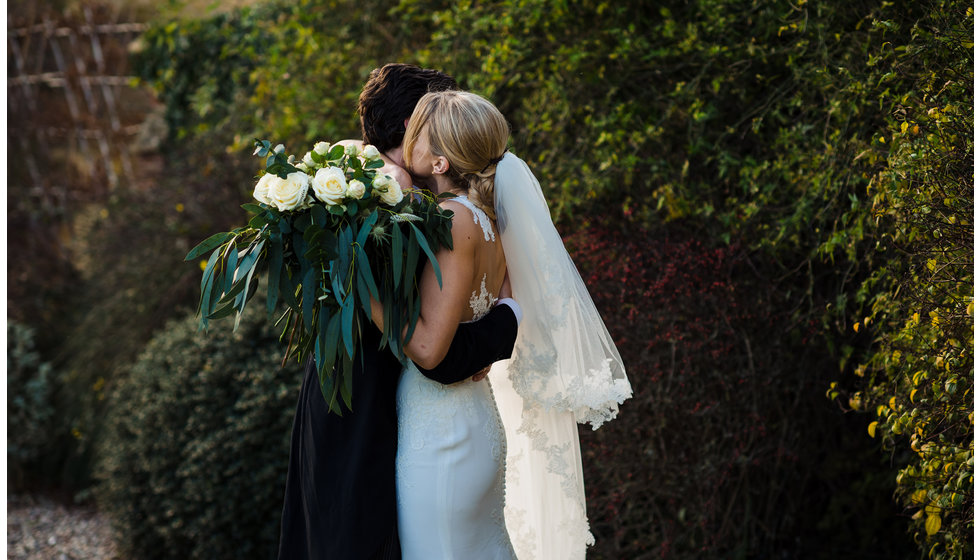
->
[50,142,258,492]
[7,321,57,489]
[836,3,974,556]
[96,303,301,559]
[567,226,913,558]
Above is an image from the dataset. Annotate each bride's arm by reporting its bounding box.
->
[370,200,479,369]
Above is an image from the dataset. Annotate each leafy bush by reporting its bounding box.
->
[835,3,974,557]
[50,142,258,491]
[96,303,301,559]
[567,226,913,558]
[7,321,57,489]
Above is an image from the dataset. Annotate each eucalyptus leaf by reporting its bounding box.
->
[301,267,316,331]
[409,223,442,288]
[356,248,380,302]
[311,204,328,227]
[392,225,403,290]
[185,232,234,261]
[267,237,282,317]
[340,294,354,357]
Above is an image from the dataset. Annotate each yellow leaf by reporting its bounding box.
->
[912,312,920,325]
[853,322,860,332]
[925,514,940,536]
[901,121,909,133]
[889,396,897,411]
[910,389,917,402]
[199,260,209,271]
[868,421,878,438]
[926,259,937,271]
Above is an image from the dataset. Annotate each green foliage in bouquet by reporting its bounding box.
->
[185,140,453,413]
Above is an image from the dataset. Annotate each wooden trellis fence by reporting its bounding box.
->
[7,6,152,214]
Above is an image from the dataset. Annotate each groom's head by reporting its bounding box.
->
[358,63,458,154]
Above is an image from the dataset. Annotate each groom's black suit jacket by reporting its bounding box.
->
[277,304,519,560]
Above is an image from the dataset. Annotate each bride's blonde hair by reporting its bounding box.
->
[404,91,509,220]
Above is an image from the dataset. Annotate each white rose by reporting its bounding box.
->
[313,141,331,155]
[361,144,381,160]
[312,166,348,205]
[374,174,404,206]
[273,143,286,154]
[268,171,311,211]
[344,143,360,157]
[303,152,315,167]
[297,194,315,210]
[295,162,310,173]
[347,179,366,199]
[253,173,278,205]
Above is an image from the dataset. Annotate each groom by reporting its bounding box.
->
[277,64,521,560]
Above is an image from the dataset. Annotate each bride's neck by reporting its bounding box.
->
[431,174,465,197]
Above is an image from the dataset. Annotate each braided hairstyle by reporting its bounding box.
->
[403,91,509,220]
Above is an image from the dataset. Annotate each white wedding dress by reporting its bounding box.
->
[395,197,518,560]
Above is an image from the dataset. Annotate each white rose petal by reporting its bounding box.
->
[347,179,366,199]
[253,173,278,205]
[269,171,311,211]
[298,194,315,210]
[344,143,360,157]
[374,174,404,206]
[295,162,310,173]
[312,166,348,205]
[274,143,286,154]
[303,152,315,167]
[362,145,381,160]
[314,141,331,155]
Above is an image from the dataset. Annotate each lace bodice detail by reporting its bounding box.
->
[469,274,497,322]
[452,195,496,242]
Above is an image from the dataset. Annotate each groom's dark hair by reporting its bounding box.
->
[358,63,458,154]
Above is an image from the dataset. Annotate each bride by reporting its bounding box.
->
[373,90,632,559]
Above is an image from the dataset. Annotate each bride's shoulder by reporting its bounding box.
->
[439,199,483,243]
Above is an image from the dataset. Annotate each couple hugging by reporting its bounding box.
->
[276,63,631,560]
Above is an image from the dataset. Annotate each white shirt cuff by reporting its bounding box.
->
[495,298,523,325]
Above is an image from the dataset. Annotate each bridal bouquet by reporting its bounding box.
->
[185,139,454,413]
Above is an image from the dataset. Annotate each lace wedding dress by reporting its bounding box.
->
[395,197,518,560]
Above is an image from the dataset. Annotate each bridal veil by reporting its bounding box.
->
[490,152,632,559]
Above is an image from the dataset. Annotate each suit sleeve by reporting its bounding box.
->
[414,303,519,384]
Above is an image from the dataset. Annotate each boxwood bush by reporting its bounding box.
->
[96,303,302,559]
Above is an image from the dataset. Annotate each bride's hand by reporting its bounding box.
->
[471,365,491,382]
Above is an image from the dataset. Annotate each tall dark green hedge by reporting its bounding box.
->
[96,304,301,559]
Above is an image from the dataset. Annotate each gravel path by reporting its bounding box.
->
[7,495,121,560]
